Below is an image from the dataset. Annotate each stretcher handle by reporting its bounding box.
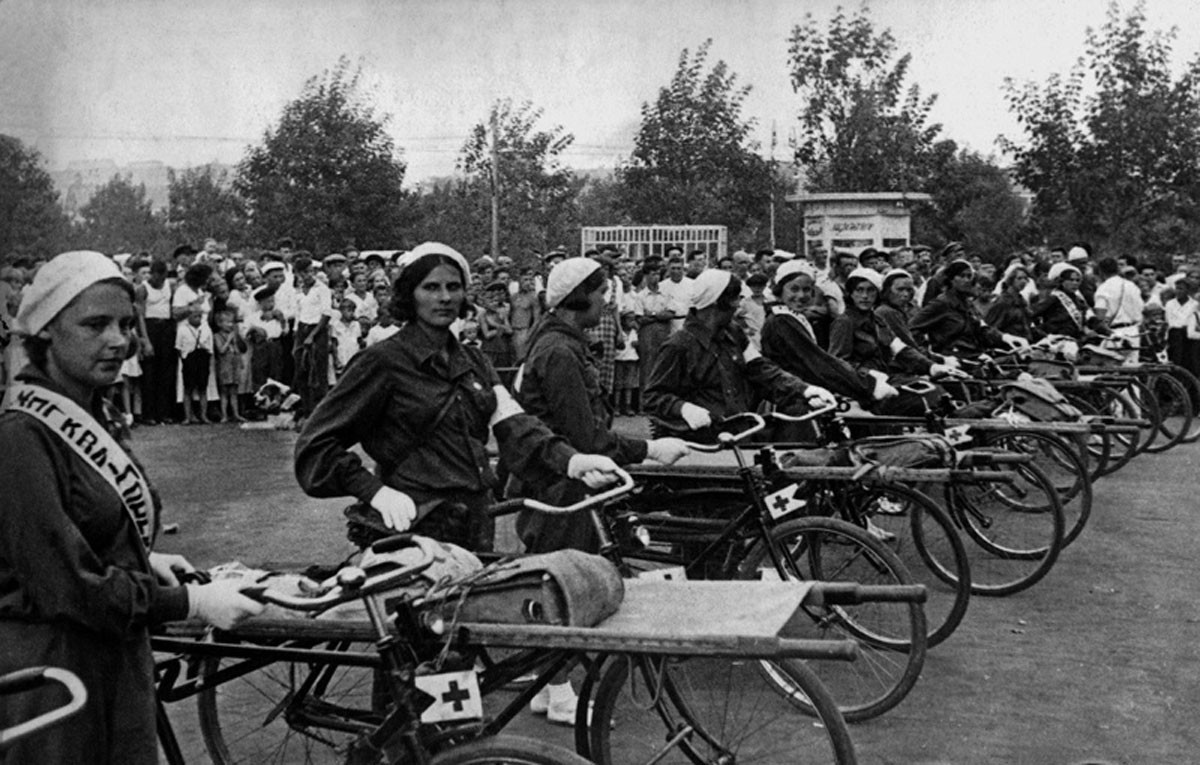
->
[654,412,766,451]
[240,534,440,610]
[0,667,88,748]
[488,469,636,518]
[808,582,927,605]
[763,403,841,424]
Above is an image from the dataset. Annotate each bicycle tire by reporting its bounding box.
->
[737,516,928,722]
[587,653,856,765]
[1063,388,1136,477]
[837,482,971,648]
[430,734,594,765]
[974,430,1092,548]
[1144,371,1192,452]
[946,460,1065,597]
[1167,364,1200,443]
[198,639,379,765]
[1118,377,1161,455]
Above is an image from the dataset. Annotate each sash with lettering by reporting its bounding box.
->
[4,383,155,549]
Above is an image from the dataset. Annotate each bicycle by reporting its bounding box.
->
[154,477,884,764]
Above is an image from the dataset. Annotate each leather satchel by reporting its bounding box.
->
[425,549,624,628]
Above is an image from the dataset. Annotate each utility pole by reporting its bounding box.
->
[769,120,777,250]
[490,109,500,259]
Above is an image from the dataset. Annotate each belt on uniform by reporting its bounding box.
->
[1110,322,1137,329]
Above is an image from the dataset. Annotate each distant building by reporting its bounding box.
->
[786,191,932,257]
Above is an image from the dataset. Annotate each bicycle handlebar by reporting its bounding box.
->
[0,667,88,749]
[240,534,440,611]
[488,468,636,518]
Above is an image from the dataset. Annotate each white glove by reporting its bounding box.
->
[567,454,622,489]
[646,437,690,465]
[370,486,418,531]
[940,355,962,370]
[1002,333,1030,350]
[804,385,837,408]
[149,552,195,587]
[871,378,899,400]
[929,363,962,379]
[679,403,713,430]
[187,579,265,630]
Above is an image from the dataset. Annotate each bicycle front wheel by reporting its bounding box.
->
[587,653,856,765]
[1145,371,1193,453]
[431,734,593,764]
[947,460,1065,597]
[738,516,927,722]
[843,482,971,648]
[197,638,379,765]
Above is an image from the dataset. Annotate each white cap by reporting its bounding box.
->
[545,258,601,309]
[846,267,884,292]
[398,242,472,286]
[1048,262,1081,282]
[261,261,285,275]
[14,251,128,336]
[1067,246,1089,262]
[774,259,816,286]
[692,270,734,310]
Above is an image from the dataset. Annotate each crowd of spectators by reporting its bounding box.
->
[4,237,1200,424]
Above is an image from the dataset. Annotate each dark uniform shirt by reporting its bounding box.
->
[0,366,187,765]
[1030,289,1091,339]
[910,291,1006,355]
[760,307,875,405]
[295,321,575,516]
[829,305,933,377]
[985,288,1037,339]
[644,315,811,424]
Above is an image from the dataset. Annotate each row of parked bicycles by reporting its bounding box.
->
[4,334,1191,763]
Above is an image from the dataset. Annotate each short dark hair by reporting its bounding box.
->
[183,262,213,290]
[390,254,470,322]
[150,259,169,277]
[1096,257,1119,277]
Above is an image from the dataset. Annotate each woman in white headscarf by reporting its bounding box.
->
[0,251,262,765]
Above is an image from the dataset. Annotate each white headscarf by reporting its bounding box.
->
[774,259,817,286]
[14,251,129,336]
[691,270,734,310]
[1048,262,1081,283]
[397,242,472,286]
[846,267,884,292]
[545,258,601,309]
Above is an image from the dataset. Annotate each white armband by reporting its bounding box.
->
[489,384,525,428]
[742,344,762,363]
[889,337,908,355]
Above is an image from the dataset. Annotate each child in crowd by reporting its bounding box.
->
[509,268,541,362]
[330,297,363,375]
[478,282,514,368]
[365,305,400,346]
[247,285,285,389]
[213,308,248,423]
[177,305,214,424]
[460,317,482,348]
[114,332,143,426]
[613,312,640,415]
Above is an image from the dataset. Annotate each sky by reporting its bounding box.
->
[2,0,1199,185]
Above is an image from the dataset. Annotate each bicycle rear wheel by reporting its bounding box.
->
[587,653,856,765]
[839,482,970,648]
[198,638,379,765]
[431,734,593,764]
[947,460,1065,597]
[1144,371,1192,453]
[1168,364,1200,443]
[737,516,927,722]
[974,430,1092,548]
[1064,388,1138,476]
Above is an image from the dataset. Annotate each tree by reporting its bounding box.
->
[75,175,169,254]
[0,135,71,259]
[168,165,247,247]
[1001,1,1200,253]
[619,40,777,241]
[236,57,409,253]
[911,141,1032,262]
[788,5,942,192]
[456,98,579,263]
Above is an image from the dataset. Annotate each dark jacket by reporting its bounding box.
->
[0,366,187,765]
[644,315,811,425]
[513,313,649,552]
[910,291,1006,355]
[985,288,1038,339]
[1030,289,1092,339]
[829,305,933,377]
[295,321,575,515]
[760,307,875,406]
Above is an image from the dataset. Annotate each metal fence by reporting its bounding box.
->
[581,225,728,263]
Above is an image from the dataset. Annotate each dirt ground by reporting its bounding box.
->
[145,418,1198,764]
